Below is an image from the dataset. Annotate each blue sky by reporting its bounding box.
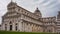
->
[0,0,60,24]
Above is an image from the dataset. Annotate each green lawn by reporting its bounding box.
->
[0,31,58,34]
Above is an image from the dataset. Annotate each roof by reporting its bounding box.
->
[39,16,56,23]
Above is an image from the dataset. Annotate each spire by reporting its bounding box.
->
[58,11,60,15]
[11,0,13,2]
[11,0,12,2]
[10,0,17,4]
[10,0,14,4]
[7,0,17,7]
[57,11,60,19]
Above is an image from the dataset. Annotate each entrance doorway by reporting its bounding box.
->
[10,25,12,31]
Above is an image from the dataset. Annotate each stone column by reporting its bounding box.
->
[2,23,5,30]
[7,22,9,31]
[18,19,23,32]
[12,23,15,31]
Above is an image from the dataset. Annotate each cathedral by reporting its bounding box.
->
[0,1,60,33]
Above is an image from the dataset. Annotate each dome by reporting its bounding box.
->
[35,8,40,12]
[34,8,42,17]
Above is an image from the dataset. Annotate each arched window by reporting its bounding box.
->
[5,24,7,30]
[26,23,28,25]
[9,21,12,24]
[15,23,17,25]
[48,29,52,32]
[15,23,18,31]
[18,9,20,11]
